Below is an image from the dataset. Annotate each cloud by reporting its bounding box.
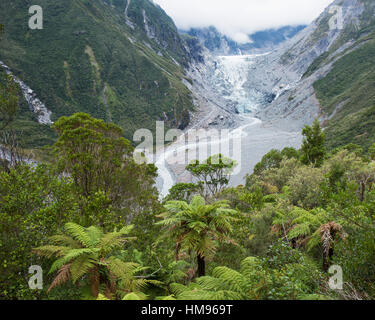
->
[154,0,334,42]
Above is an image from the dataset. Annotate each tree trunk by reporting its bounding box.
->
[360,182,365,202]
[322,253,329,272]
[197,254,205,277]
[323,230,336,272]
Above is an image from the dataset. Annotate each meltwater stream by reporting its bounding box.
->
[155,54,302,198]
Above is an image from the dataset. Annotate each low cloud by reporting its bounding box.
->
[154,0,334,42]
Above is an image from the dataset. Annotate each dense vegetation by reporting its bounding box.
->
[1,102,375,299]
[2,0,375,302]
[0,0,194,147]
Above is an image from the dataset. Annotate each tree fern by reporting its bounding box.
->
[33,222,154,299]
[157,195,238,277]
[64,223,93,248]
[168,255,325,300]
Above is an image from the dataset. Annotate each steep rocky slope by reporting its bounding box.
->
[246,0,375,150]
[0,0,196,146]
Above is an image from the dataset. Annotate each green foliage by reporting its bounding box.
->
[33,222,156,299]
[0,0,194,146]
[220,186,264,212]
[186,154,237,199]
[53,113,133,197]
[369,143,375,160]
[248,157,302,194]
[252,147,299,177]
[333,226,375,297]
[287,166,325,209]
[157,195,238,277]
[165,182,203,202]
[168,254,326,300]
[301,119,326,167]
[0,164,77,299]
[314,34,375,151]
[0,74,18,131]
[52,112,159,228]
[3,111,375,300]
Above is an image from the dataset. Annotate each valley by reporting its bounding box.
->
[2,0,375,303]
[155,53,303,196]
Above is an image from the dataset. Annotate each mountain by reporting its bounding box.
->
[0,0,196,147]
[244,0,375,150]
[1,0,374,153]
[181,25,306,56]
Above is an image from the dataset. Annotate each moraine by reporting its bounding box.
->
[154,53,303,197]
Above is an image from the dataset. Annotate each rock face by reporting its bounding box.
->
[120,0,192,66]
[239,0,371,130]
[0,61,52,125]
[182,0,374,138]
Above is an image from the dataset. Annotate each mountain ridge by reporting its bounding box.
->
[236,0,375,150]
[181,25,307,56]
[0,0,195,146]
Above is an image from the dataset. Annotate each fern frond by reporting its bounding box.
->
[195,276,224,291]
[212,267,248,294]
[170,283,189,296]
[33,245,70,258]
[70,255,96,283]
[99,233,127,255]
[64,223,92,247]
[86,226,103,247]
[288,223,311,239]
[118,224,134,235]
[49,235,81,248]
[97,294,110,300]
[47,263,71,293]
[49,249,97,274]
[156,295,176,300]
[122,292,147,300]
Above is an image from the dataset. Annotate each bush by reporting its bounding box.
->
[287,166,325,209]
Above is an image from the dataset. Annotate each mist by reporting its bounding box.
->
[154,0,335,43]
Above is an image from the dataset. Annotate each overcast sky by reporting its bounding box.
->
[154,0,335,43]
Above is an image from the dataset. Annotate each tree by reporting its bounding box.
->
[287,166,325,209]
[166,182,203,202]
[369,143,375,161]
[275,207,345,272]
[33,222,155,299]
[341,144,363,157]
[0,164,77,299]
[53,113,133,197]
[253,147,299,177]
[300,119,326,167]
[157,196,237,277]
[253,149,283,176]
[186,154,237,199]
[52,113,159,224]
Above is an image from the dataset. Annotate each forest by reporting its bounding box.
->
[1,67,375,300]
